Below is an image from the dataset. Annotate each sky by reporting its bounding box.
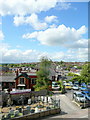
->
[0,0,88,63]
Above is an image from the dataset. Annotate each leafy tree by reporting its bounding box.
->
[71,63,90,84]
[77,66,82,69]
[71,76,84,85]
[57,81,66,94]
[68,72,79,77]
[59,60,64,64]
[80,64,90,84]
[34,57,52,91]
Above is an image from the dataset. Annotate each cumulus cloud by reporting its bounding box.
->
[14,13,48,30]
[0,0,70,16]
[45,15,58,23]
[13,16,25,26]
[65,39,88,48]
[0,30,4,40]
[23,24,87,48]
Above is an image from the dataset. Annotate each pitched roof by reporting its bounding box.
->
[14,73,30,80]
[0,76,15,82]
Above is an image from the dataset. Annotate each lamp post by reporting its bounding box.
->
[20,95,24,115]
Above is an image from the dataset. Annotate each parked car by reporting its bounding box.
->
[72,85,79,90]
[87,83,90,88]
[73,91,86,103]
[80,85,88,91]
[86,93,90,101]
[69,82,73,87]
[52,82,60,90]
[65,83,72,90]
[74,81,79,86]
[63,81,66,85]
[82,91,90,101]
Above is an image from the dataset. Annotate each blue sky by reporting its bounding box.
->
[0,1,88,63]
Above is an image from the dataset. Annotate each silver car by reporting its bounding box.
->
[73,91,86,103]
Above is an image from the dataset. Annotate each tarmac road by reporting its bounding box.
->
[40,91,89,119]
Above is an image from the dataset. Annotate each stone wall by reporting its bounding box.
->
[11,108,61,120]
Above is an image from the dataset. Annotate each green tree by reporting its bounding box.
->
[58,81,66,94]
[80,64,90,84]
[71,76,84,85]
[68,72,79,77]
[34,57,52,91]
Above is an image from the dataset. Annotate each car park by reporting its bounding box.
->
[52,82,60,90]
[73,91,87,103]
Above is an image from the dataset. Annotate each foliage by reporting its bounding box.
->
[67,72,79,77]
[77,66,82,69]
[71,63,90,84]
[71,76,84,84]
[58,81,66,94]
[80,63,90,84]
[34,57,52,92]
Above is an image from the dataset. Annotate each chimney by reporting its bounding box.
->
[15,69,18,77]
[19,68,22,73]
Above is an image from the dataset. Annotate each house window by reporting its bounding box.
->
[31,78,36,84]
[20,78,24,84]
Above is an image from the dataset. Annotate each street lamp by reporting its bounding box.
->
[20,95,24,114]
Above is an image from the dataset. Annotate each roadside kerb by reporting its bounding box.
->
[72,100,86,109]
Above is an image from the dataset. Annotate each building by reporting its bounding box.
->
[15,71,37,91]
[0,73,16,91]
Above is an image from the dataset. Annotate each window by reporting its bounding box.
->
[20,78,24,84]
[31,78,36,84]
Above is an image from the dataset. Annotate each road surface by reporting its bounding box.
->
[40,91,89,119]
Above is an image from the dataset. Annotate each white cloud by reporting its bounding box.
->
[0,0,70,16]
[65,39,88,48]
[76,48,88,61]
[45,15,58,23]
[23,24,87,48]
[0,43,88,63]
[26,13,48,30]
[56,1,71,10]
[0,30,4,40]
[14,13,48,30]
[13,16,25,26]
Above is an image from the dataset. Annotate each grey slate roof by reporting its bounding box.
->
[0,76,15,82]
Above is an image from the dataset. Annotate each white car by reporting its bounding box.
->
[69,82,73,87]
[63,81,66,85]
[52,82,60,90]
[72,85,79,90]
[73,91,86,103]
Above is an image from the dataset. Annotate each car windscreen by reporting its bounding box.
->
[87,93,90,97]
[78,94,84,97]
[52,83,58,86]
[74,85,78,87]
